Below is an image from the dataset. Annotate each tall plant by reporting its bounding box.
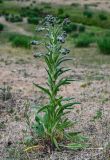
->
[32,15,87,150]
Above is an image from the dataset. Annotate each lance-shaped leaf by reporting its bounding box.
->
[33,83,51,97]
[56,56,72,66]
[37,104,50,113]
[56,102,80,118]
[54,78,75,94]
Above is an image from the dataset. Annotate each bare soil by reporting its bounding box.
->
[15,0,110,11]
[0,17,33,36]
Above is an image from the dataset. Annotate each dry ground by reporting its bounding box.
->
[0,44,110,159]
[14,0,110,11]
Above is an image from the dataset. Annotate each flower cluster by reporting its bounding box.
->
[57,31,67,43]
[32,15,71,56]
[60,48,70,55]
[44,15,57,26]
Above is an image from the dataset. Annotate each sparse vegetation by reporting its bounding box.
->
[0,83,12,101]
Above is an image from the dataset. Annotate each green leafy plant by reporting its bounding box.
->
[58,8,64,15]
[97,34,110,54]
[9,34,32,48]
[74,33,93,47]
[83,10,93,18]
[0,83,12,101]
[27,16,39,24]
[63,22,78,33]
[5,14,23,23]
[0,0,3,3]
[32,15,88,150]
[92,109,102,121]
[78,24,86,32]
[0,23,4,31]
[99,13,107,21]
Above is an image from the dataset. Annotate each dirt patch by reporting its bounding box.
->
[14,0,110,11]
[0,17,33,36]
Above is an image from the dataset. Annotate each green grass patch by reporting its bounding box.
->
[97,34,110,55]
[9,34,36,49]
[74,33,94,47]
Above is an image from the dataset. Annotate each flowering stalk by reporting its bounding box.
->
[32,15,87,150]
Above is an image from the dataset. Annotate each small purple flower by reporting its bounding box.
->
[60,48,70,55]
[36,27,45,32]
[57,36,65,43]
[33,52,44,58]
[63,18,70,25]
[31,40,40,45]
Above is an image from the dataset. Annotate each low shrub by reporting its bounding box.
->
[0,0,3,3]
[78,24,86,32]
[99,13,107,21]
[9,34,31,48]
[0,23,4,31]
[27,17,39,25]
[63,23,78,33]
[83,10,93,18]
[58,8,64,15]
[72,32,79,38]
[75,33,93,47]
[97,35,110,54]
[21,7,41,18]
[5,14,23,22]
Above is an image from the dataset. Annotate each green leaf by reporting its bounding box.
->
[65,143,88,150]
[63,102,81,109]
[53,137,60,149]
[33,83,51,97]
[37,104,49,113]
[56,57,72,66]
[62,97,75,101]
[65,132,88,143]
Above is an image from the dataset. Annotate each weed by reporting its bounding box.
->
[31,15,88,150]
[92,109,102,121]
[0,121,6,129]
[0,82,12,101]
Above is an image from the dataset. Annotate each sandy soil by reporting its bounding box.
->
[15,0,110,11]
[0,17,33,36]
